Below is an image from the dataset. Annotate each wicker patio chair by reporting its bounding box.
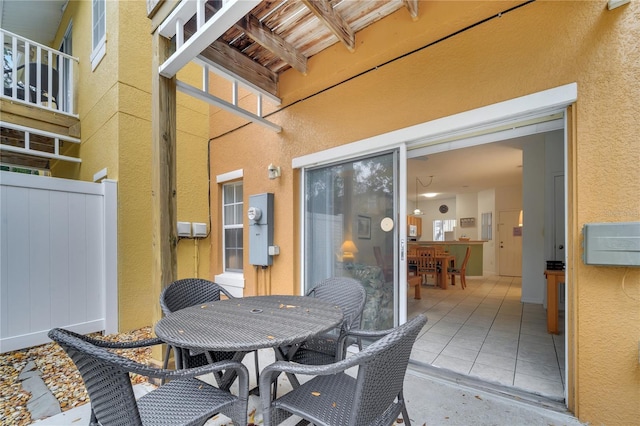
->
[259,314,428,426]
[270,277,366,396]
[48,327,248,426]
[160,278,237,372]
[284,277,367,366]
[160,278,260,389]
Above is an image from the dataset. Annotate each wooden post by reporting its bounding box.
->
[151,29,177,334]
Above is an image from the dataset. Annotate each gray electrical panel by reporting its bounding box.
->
[582,222,640,267]
[248,193,274,266]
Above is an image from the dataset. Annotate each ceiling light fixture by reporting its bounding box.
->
[413,176,434,215]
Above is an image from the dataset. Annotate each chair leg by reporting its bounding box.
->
[461,273,466,290]
[399,391,411,426]
[401,404,412,426]
[89,409,99,426]
[161,345,172,384]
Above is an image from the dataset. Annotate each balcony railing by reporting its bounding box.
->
[1,28,78,116]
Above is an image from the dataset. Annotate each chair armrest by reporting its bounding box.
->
[100,347,249,387]
[336,327,395,358]
[58,328,164,349]
[259,349,376,396]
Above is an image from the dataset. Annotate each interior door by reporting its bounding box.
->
[303,151,399,330]
[498,210,522,277]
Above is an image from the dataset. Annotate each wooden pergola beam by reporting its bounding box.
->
[234,14,308,75]
[301,0,355,52]
[198,38,279,97]
[151,30,177,323]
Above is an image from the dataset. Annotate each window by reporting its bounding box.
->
[223,181,243,272]
[90,0,106,70]
[481,212,493,240]
[58,22,73,111]
[433,219,456,241]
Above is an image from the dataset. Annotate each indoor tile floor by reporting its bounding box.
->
[408,275,565,400]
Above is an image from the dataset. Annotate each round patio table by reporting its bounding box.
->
[155,295,344,353]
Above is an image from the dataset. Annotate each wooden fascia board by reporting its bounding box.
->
[301,0,355,52]
[0,99,81,138]
[403,0,419,20]
[235,14,308,75]
[198,39,279,98]
[158,0,261,78]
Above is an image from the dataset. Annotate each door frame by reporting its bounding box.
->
[298,148,407,327]
[293,82,576,332]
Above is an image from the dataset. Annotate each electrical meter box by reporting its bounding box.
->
[582,222,640,267]
[248,193,274,266]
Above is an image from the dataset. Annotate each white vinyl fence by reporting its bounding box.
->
[0,171,117,353]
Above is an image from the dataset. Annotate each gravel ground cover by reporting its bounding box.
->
[1,327,154,426]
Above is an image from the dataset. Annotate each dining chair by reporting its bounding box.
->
[416,246,438,286]
[48,327,249,426]
[259,314,428,426]
[160,278,258,387]
[448,246,471,289]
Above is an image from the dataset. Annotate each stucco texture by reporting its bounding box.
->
[208,1,639,424]
[51,1,211,331]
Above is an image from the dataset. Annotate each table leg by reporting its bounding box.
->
[439,268,447,290]
[546,274,559,334]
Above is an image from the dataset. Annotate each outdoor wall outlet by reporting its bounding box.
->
[177,221,191,237]
[268,245,280,256]
[192,222,207,238]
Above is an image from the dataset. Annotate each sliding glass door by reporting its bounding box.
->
[303,151,400,330]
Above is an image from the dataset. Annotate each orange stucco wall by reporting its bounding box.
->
[208,1,639,424]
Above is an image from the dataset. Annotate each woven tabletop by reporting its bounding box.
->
[155,295,344,352]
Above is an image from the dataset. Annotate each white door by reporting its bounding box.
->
[498,210,522,277]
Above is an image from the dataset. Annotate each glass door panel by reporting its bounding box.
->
[304,151,397,330]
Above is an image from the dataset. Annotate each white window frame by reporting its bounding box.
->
[90,0,106,71]
[433,219,456,241]
[214,169,245,297]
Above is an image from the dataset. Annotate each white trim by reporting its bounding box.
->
[216,168,243,183]
[90,0,106,71]
[292,83,577,169]
[398,145,408,325]
[408,118,564,159]
[177,80,281,132]
[158,0,261,78]
[93,168,108,182]
[103,179,118,334]
[0,121,81,144]
[194,57,281,105]
[90,36,106,71]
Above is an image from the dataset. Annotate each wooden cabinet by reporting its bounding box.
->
[407,216,422,238]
